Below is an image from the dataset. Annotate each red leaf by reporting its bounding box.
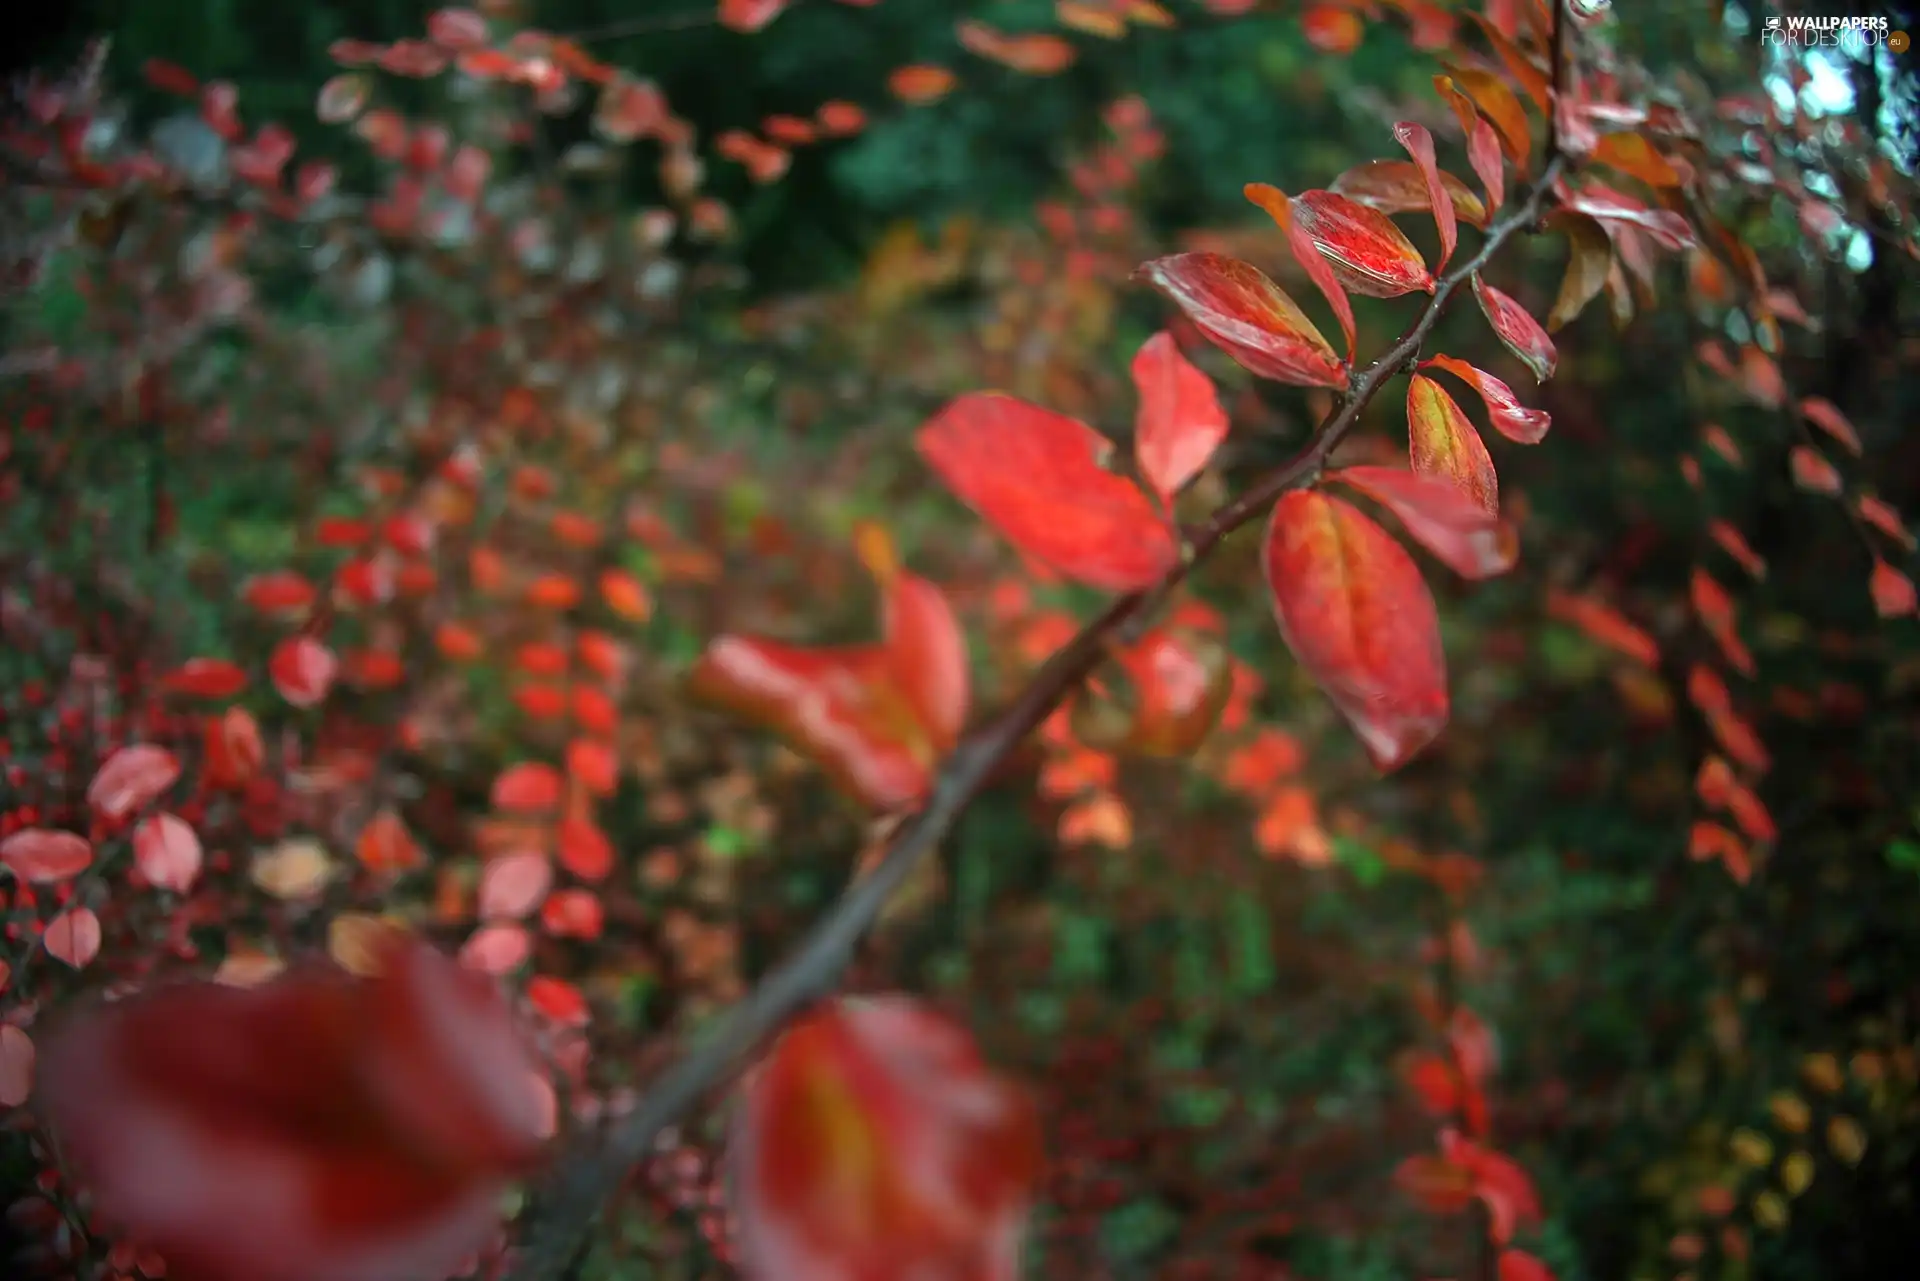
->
[1,828,92,882]
[1859,495,1916,549]
[1408,374,1499,515]
[883,570,971,751]
[38,936,546,1281]
[1799,396,1864,455]
[1435,75,1505,213]
[1136,252,1349,389]
[163,657,249,699]
[526,975,589,1027]
[1244,184,1357,361]
[540,889,604,940]
[1420,354,1550,443]
[556,816,614,882]
[491,762,563,812]
[689,640,928,809]
[0,1026,31,1108]
[1544,590,1660,666]
[1328,465,1518,579]
[45,907,101,968]
[133,813,203,893]
[1471,275,1557,382]
[728,996,1043,1281]
[1393,121,1456,269]
[918,392,1176,590]
[270,635,338,708]
[87,744,181,822]
[1871,562,1918,618]
[1290,189,1432,297]
[460,924,531,976]
[1560,181,1699,252]
[1789,446,1842,496]
[1262,489,1448,769]
[479,851,552,920]
[1328,159,1489,227]
[1131,330,1231,504]
[1500,1249,1557,1281]
[1708,520,1767,580]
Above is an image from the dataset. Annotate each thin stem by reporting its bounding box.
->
[502,153,1569,1281]
[1544,0,1569,169]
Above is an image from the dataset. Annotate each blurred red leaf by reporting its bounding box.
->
[38,936,547,1281]
[270,635,338,708]
[1799,396,1863,455]
[729,996,1043,1281]
[480,851,552,921]
[163,657,249,699]
[44,907,101,969]
[1131,329,1230,505]
[1871,562,1918,617]
[1136,252,1349,388]
[1393,120,1456,269]
[1420,354,1550,443]
[1328,465,1517,579]
[0,1026,31,1108]
[1545,590,1659,665]
[556,816,614,882]
[890,64,958,103]
[918,391,1176,590]
[692,554,969,810]
[1471,275,1557,382]
[1560,181,1699,252]
[88,745,181,822]
[492,762,563,813]
[1262,489,1448,769]
[1,828,92,882]
[1408,373,1499,515]
[1789,446,1842,495]
[957,21,1078,74]
[132,814,202,893]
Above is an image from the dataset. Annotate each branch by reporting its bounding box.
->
[1544,0,1569,169]
[503,150,1570,1279]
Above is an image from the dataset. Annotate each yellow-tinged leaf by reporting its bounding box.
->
[1407,374,1498,515]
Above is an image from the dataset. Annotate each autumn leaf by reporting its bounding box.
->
[1593,131,1681,186]
[1471,275,1557,382]
[1328,465,1518,579]
[1136,252,1349,388]
[1407,373,1499,514]
[1289,189,1433,297]
[1329,159,1489,228]
[1443,64,1531,172]
[1244,183,1356,362]
[690,551,971,811]
[1420,354,1550,444]
[87,745,181,822]
[37,935,549,1281]
[1393,121,1456,269]
[918,391,1177,589]
[1789,446,1842,496]
[1871,562,1918,617]
[1131,330,1230,506]
[1546,211,1612,330]
[728,996,1043,1281]
[890,64,958,104]
[1799,396,1864,455]
[1545,590,1660,666]
[1262,489,1448,769]
[1560,182,1699,252]
[1,828,92,882]
[1434,76,1504,213]
[956,20,1077,74]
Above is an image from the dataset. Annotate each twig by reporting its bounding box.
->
[502,152,1571,1281]
[1543,0,1569,169]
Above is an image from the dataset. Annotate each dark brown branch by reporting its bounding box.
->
[503,151,1570,1279]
